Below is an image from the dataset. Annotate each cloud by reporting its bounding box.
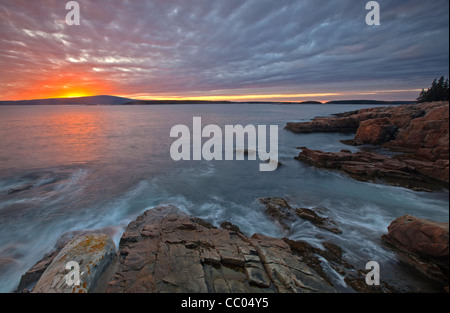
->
[0,0,448,100]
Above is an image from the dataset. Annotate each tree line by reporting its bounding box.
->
[417,76,449,103]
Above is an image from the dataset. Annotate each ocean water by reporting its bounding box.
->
[0,103,448,293]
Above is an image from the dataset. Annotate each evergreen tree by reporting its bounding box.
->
[417,76,450,103]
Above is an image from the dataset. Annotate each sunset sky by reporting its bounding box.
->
[0,0,448,102]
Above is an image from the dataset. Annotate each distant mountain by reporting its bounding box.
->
[325,100,414,105]
[275,101,323,104]
[299,101,323,104]
[0,95,132,105]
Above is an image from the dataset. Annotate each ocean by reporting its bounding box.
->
[0,103,448,292]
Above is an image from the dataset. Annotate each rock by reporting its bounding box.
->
[220,221,242,234]
[259,197,296,231]
[20,205,429,293]
[382,215,449,285]
[401,157,449,184]
[251,234,335,293]
[14,249,61,293]
[287,101,449,189]
[283,239,397,293]
[262,158,283,168]
[32,234,116,293]
[286,115,360,134]
[15,228,121,293]
[353,117,398,145]
[297,148,445,191]
[259,197,342,234]
[105,205,336,293]
[386,102,449,163]
[285,107,393,134]
[286,102,445,136]
[8,184,34,194]
[295,208,343,234]
[285,106,400,134]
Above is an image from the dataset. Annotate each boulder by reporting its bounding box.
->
[32,234,116,293]
[382,215,449,284]
[15,228,120,293]
[353,117,398,145]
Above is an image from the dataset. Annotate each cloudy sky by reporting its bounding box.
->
[0,0,448,101]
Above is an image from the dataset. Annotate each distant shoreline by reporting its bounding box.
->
[0,95,414,106]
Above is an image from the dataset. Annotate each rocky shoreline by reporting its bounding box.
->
[15,202,448,293]
[17,205,338,293]
[286,101,449,191]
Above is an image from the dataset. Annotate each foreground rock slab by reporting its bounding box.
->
[382,215,449,286]
[105,205,336,293]
[32,234,116,293]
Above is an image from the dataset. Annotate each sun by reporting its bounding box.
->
[57,84,95,98]
[63,91,92,98]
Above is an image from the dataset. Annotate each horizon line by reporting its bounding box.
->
[0,94,416,103]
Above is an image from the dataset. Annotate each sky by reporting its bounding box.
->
[0,0,448,102]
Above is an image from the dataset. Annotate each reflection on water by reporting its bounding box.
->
[44,111,103,157]
[0,108,105,173]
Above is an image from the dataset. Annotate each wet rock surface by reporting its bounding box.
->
[258,197,397,292]
[283,238,397,293]
[259,197,342,234]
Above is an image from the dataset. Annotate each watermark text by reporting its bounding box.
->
[170,117,279,172]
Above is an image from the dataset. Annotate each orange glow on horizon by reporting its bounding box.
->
[5,70,112,101]
[120,92,343,102]
[119,88,420,102]
[3,71,420,103]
